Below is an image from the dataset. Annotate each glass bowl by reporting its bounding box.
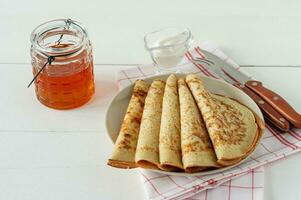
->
[144,27,193,73]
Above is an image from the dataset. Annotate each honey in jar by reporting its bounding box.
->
[30,19,95,109]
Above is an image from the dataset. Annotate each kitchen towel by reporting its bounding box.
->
[116,42,301,200]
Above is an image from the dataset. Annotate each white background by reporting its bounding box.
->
[1,0,301,65]
[0,0,300,200]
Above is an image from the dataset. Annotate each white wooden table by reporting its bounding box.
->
[0,0,301,199]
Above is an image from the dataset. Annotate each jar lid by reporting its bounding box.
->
[30,19,88,56]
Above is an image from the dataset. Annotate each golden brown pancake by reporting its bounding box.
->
[159,74,183,171]
[135,79,166,169]
[107,80,150,169]
[178,78,219,173]
[186,74,262,166]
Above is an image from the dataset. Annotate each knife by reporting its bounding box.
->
[193,51,301,129]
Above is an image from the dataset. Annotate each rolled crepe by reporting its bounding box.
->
[107,80,150,169]
[178,78,219,173]
[186,74,260,166]
[159,74,183,171]
[135,79,165,169]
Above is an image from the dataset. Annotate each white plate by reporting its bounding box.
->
[105,74,264,176]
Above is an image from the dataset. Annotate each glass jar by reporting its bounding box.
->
[30,19,95,109]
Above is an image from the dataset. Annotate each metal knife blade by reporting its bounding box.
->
[194,50,301,129]
[198,52,250,84]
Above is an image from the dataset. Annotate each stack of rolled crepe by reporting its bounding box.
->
[135,74,184,171]
[108,74,264,172]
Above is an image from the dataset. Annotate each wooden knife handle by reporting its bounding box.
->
[245,80,301,128]
[236,84,290,131]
